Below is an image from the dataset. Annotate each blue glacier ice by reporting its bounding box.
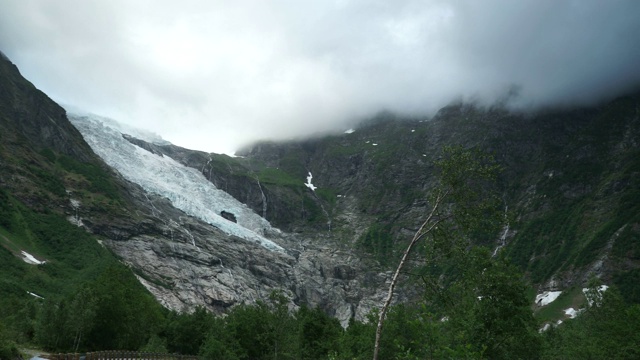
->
[69,113,284,252]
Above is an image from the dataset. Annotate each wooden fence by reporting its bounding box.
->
[49,351,199,360]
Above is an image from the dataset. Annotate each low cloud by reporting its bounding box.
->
[1,0,639,153]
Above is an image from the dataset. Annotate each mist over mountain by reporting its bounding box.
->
[1,0,640,153]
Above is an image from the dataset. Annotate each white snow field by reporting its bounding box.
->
[21,251,45,265]
[69,114,284,252]
[563,307,582,319]
[304,172,317,191]
[535,290,562,306]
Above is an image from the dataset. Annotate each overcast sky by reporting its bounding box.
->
[1,0,640,154]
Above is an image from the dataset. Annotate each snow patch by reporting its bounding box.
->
[21,251,46,265]
[411,129,415,133]
[563,307,582,319]
[583,285,609,306]
[372,143,378,146]
[535,290,562,306]
[27,291,44,299]
[344,128,355,134]
[304,172,317,191]
[67,216,84,227]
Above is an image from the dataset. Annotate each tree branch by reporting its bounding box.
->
[372,190,449,360]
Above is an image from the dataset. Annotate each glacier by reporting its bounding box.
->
[68,114,284,252]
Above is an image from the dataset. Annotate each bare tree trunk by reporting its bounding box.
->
[372,192,446,360]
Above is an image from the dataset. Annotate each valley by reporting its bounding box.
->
[1,49,639,359]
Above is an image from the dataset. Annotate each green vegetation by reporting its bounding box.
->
[257,167,303,187]
[541,286,640,359]
[57,155,120,199]
[0,322,20,360]
[0,183,162,353]
[357,224,393,266]
[534,286,585,324]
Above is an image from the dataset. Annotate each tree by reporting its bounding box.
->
[373,146,503,360]
[166,306,214,355]
[65,286,98,352]
[0,321,20,360]
[35,298,68,351]
[84,266,164,350]
[296,306,342,359]
[541,285,640,359]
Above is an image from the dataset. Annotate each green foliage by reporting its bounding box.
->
[0,322,20,360]
[534,286,584,324]
[166,307,214,355]
[416,248,541,360]
[358,223,393,266]
[336,317,374,360]
[541,287,640,359]
[0,189,14,230]
[0,190,128,349]
[297,306,342,359]
[57,155,120,199]
[257,167,303,187]
[434,145,503,242]
[0,186,165,352]
[33,265,165,352]
[278,152,307,179]
[85,266,164,350]
[613,269,640,304]
[140,334,168,354]
[39,148,57,163]
[199,292,343,360]
[28,165,66,197]
[315,187,337,208]
[509,207,581,283]
[369,146,538,360]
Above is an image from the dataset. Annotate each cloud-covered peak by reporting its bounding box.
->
[1,0,639,154]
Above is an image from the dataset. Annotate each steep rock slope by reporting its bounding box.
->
[0,52,392,326]
[67,113,396,324]
[134,101,640,303]
[247,102,639,300]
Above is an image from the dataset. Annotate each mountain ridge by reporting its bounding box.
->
[1,47,639,337]
[0,52,394,327]
[121,95,640,302]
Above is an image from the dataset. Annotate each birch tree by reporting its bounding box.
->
[373,146,502,360]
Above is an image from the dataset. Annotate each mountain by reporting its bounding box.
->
[0,53,392,328]
[65,112,392,324]
[257,102,639,301]
[108,97,640,305]
[1,46,639,339]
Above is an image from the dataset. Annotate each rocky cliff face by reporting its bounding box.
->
[64,113,405,327]
[130,99,640,303]
[0,52,396,327]
[0,56,94,162]
[231,102,640,299]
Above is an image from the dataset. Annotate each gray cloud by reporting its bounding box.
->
[1,0,639,154]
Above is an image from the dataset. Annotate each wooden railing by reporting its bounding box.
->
[49,351,199,360]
